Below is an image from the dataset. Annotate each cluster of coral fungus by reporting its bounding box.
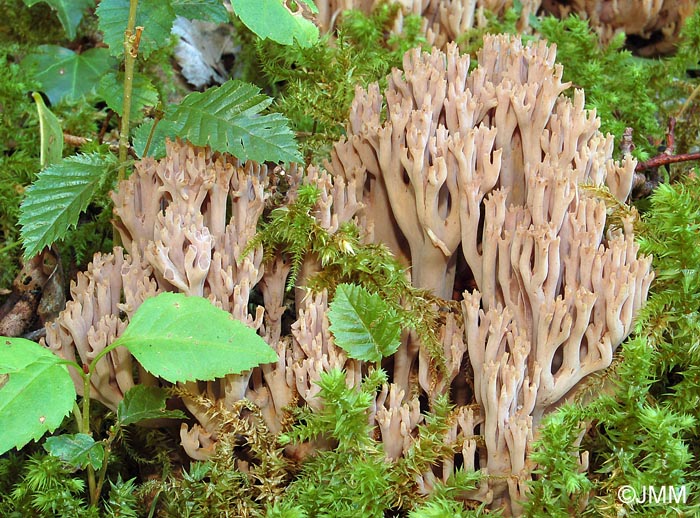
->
[44,34,653,516]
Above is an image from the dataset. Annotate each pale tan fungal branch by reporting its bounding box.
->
[372,382,423,460]
[290,289,362,409]
[44,139,374,452]
[418,312,467,403]
[44,249,136,410]
[314,0,693,53]
[46,140,273,413]
[329,34,652,515]
[180,422,217,461]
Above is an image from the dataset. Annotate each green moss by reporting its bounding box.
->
[536,15,663,160]
[0,0,66,46]
[0,45,41,290]
[251,4,427,162]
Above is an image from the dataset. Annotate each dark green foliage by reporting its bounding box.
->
[171,0,229,23]
[66,199,115,267]
[0,38,115,292]
[164,79,301,163]
[328,283,402,362]
[253,4,427,161]
[157,460,255,517]
[0,450,140,517]
[636,175,700,419]
[154,372,486,517]
[231,0,319,48]
[395,396,459,485]
[4,0,700,516]
[22,0,95,40]
[97,0,176,60]
[654,6,700,155]
[246,183,327,291]
[524,406,594,517]
[104,476,139,518]
[0,0,66,45]
[409,473,494,518]
[277,374,486,516]
[5,0,300,283]
[454,4,519,57]
[281,368,386,451]
[23,45,116,104]
[19,153,117,258]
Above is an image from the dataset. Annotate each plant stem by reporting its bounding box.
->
[142,113,162,157]
[118,0,141,183]
[71,398,81,421]
[677,82,700,122]
[88,462,98,507]
[71,339,125,507]
[82,366,98,505]
[67,340,126,508]
[0,240,22,254]
[94,426,117,504]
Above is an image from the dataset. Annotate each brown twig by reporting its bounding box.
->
[63,133,91,147]
[98,110,115,143]
[635,151,700,172]
[666,117,676,155]
[62,133,138,159]
[634,117,700,172]
[624,121,698,199]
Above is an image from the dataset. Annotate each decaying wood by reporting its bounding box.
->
[0,248,65,337]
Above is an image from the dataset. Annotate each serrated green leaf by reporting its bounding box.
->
[0,337,60,374]
[117,385,186,426]
[0,339,75,455]
[32,92,63,168]
[19,153,115,259]
[44,433,104,470]
[231,0,319,47]
[113,293,277,383]
[172,0,229,22]
[22,46,116,105]
[23,0,95,39]
[328,283,401,363]
[132,118,180,158]
[97,71,160,117]
[166,79,301,163]
[97,0,176,59]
